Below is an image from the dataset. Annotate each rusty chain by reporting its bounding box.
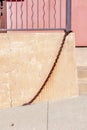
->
[23,30,72,106]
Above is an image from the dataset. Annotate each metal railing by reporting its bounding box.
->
[0,0,71,31]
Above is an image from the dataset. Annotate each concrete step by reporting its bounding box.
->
[75,48,87,66]
[77,66,87,95]
[77,66,87,79]
[79,81,87,95]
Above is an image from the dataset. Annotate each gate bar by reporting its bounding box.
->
[66,0,71,32]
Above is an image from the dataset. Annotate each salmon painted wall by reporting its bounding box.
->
[7,0,87,46]
[72,0,87,46]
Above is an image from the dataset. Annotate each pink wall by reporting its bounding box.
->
[72,0,87,46]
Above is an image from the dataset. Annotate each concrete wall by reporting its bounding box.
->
[0,32,78,109]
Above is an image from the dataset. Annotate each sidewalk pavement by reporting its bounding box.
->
[0,96,87,130]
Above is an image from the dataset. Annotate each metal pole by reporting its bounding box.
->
[66,0,71,32]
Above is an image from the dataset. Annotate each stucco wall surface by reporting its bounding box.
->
[72,0,87,46]
[0,32,78,109]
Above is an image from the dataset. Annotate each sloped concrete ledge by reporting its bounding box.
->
[0,32,78,109]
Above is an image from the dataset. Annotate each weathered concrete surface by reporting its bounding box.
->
[0,102,47,130]
[0,96,87,130]
[48,96,87,130]
[35,32,78,103]
[0,32,78,108]
[0,34,11,109]
[75,48,87,66]
[75,48,87,95]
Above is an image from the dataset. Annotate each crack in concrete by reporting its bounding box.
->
[7,36,13,107]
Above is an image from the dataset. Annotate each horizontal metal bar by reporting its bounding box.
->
[0,28,65,31]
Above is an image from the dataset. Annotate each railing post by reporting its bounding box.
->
[66,0,71,32]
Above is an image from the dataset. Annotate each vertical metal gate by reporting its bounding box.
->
[0,0,71,32]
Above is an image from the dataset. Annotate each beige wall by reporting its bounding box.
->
[0,32,78,109]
